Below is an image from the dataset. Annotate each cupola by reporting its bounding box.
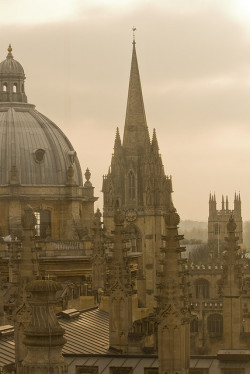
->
[0,44,27,103]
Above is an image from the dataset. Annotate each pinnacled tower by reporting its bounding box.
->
[102,32,174,308]
[107,209,133,353]
[156,209,190,374]
[208,193,243,254]
[221,216,242,349]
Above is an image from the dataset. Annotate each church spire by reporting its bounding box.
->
[123,30,150,151]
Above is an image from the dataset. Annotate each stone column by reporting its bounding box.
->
[157,209,190,374]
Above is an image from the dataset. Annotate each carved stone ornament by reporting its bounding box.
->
[125,209,137,222]
[165,208,180,227]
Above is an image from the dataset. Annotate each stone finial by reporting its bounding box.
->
[165,208,180,227]
[84,168,92,187]
[7,44,13,58]
[21,205,36,230]
[85,168,91,181]
[227,216,236,233]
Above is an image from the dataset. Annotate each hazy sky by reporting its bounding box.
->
[1,0,250,221]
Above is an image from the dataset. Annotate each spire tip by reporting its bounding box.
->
[132,26,136,45]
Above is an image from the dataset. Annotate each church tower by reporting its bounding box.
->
[102,35,175,308]
[208,193,243,254]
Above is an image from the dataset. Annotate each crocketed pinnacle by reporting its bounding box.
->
[114,127,121,149]
[123,41,150,150]
[151,128,159,152]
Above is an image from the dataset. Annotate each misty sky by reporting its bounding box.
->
[1,0,250,221]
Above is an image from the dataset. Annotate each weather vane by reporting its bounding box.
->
[132,26,136,43]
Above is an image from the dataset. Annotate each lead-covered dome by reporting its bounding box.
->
[0,45,25,76]
[0,46,83,187]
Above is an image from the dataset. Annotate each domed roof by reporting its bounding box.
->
[0,45,25,76]
[0,103,83,186]
[0,46,83,187]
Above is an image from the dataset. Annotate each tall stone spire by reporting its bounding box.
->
[123,36,150,151]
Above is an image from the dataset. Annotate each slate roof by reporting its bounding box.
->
[0,307,110,368]
[60,308,110,355]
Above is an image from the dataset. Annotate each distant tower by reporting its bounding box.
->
[156,209,190,374]
[102,33,175,309]
[208,193,243,254]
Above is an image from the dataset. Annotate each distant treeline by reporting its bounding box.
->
[179,220,207,243]
[178,220,250,249]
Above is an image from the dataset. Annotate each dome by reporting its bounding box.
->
[0,103,83,186]
[0,45,25,76]
[0,46,83,187]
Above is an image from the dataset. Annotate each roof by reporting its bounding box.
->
[60,308,110,355]
[0,335,15,367]
[0,307,110,368]
[0,50,24,76]
[0,103,83,186]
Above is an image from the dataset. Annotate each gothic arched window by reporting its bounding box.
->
[195,278,210,299]
[207,314,223,336]
[35,209,51,239]
[128,171,135,200]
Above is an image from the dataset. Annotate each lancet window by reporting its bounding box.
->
[128,171,135,200]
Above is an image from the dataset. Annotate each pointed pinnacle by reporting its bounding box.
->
[152,128,159,152]
[114,127,121,149]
